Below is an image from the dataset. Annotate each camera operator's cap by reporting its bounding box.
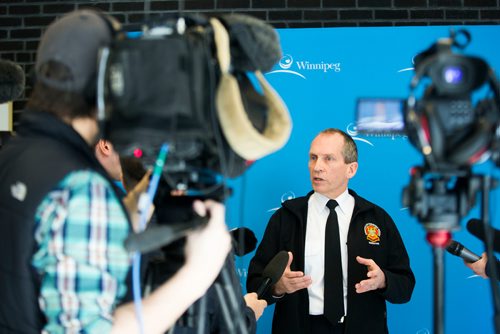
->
[210,18,292,161]
[35,9,118,93]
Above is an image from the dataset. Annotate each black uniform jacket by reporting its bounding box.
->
[247,190,415,334]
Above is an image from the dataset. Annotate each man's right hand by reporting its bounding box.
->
[272,252,312,296]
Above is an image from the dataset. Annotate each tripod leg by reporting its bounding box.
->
[143,262,154,297]
[214,282,236,333]
[196,293,207,334]
[433,246,445,334]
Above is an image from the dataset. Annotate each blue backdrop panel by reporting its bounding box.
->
[226,25,500,334]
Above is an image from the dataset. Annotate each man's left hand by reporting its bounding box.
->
[354,256,386,293]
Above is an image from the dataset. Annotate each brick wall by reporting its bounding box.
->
[1,0,500,116]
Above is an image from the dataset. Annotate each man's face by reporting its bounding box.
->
[308,133,358,199]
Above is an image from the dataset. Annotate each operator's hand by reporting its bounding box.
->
[355,256,386,293]
[122,170,154,232]
[184,200,231,293]
[272,252,312,296]
[465,252,488,279]
[244,292,267,320]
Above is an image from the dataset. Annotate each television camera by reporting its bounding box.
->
[356,29,500,334]
[95,13,292,334]
[97,13,291,203]
[356,29,499,233]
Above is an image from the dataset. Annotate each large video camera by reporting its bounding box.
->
[97,13,291,202]
[94,13,291,334]
[356,29,500,231]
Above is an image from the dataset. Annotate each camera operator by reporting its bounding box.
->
[0,9,230,334]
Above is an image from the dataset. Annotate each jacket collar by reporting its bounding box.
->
[282,189,376,218]
[18,110,93,155]
[17,110,125,197]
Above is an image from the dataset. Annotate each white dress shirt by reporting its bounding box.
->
[305,189,354,318]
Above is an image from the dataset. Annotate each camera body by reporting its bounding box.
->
[96,14,289,201]
[404,31,499,171]
[98,16,234,199]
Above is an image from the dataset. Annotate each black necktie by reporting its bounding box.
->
[324,199,344,324]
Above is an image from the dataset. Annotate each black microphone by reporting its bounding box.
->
[0,59,25,104]
[229,227,257,257]
[219,14,282,73]
[466,218,500,253]
[256,250,289,298]
[446,240,481,263]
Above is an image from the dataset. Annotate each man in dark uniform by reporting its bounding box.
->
[247,128,415,334]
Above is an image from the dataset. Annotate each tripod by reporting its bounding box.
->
[417,174,499,334]
[143,250,250,334]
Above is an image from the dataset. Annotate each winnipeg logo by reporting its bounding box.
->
[347,121,407,142]
[268,54,306,79]
[346,123,374,147]
[11,181,27,202]
[268,54,342,80]
[279,54,294,70]
[397,56,415,73]
[268,191,296,213]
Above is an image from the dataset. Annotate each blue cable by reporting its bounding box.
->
[131,143,169,334]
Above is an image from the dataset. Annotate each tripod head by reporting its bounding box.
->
[402,165,482,244]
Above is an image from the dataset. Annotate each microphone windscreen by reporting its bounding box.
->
[0,59,25,104]
[467,219,484,239]
[230,227,257,256]
[262,250,289,284]
[466,218,500,253]
[220,14,282,73]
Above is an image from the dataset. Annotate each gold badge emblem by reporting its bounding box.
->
[364,223,381,243]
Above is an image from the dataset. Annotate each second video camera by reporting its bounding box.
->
[356,29,500,231]
[357,29,500,172]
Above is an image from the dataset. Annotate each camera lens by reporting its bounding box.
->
[443,65,464,85]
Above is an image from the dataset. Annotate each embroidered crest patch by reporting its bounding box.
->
[364,223,381,244]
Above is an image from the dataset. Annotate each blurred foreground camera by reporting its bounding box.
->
[97,13,291,201]
[357,29,500,171]
[405,29,499,170]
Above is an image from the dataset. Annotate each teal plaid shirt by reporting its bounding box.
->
[32,170,131,333]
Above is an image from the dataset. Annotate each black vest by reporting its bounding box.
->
[0,111,127,333]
